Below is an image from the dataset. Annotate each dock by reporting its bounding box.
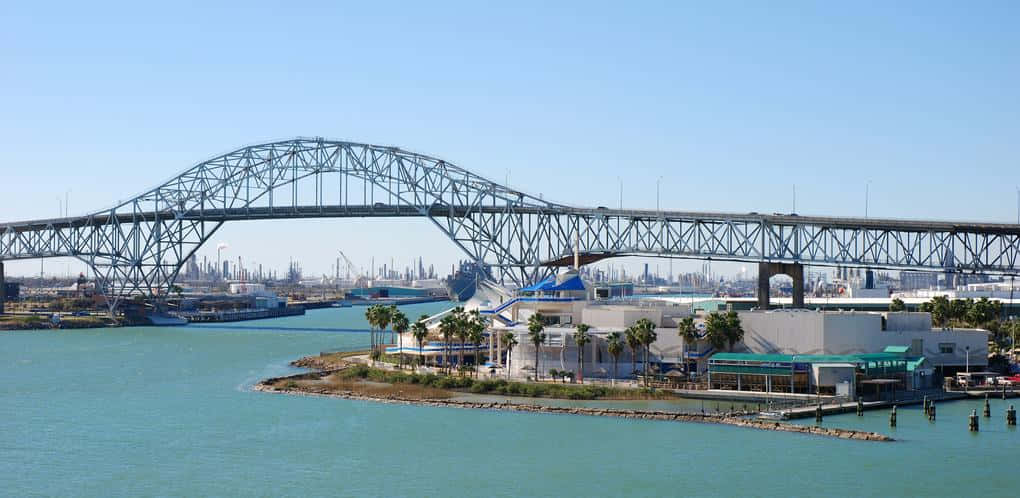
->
[667,387,993,419]
[781,391,969,419]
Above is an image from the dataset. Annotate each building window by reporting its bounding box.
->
[939,343,955,354]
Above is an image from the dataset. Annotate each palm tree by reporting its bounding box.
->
[448,306,465,370]
[704,312,729,352]
[387,305,398,343]
[454,310,470,373]
[678,316,698,374]
[527,313,546,380]
[606,331,623,380]
[467,321,485,377]
[625,326,641,377]
[392,310,409,369]
[376,305,393,346]
[501,331,518,380]
[439,314,458,374]
[723,311,743,351]
[635,318,657,384]
[921,295,951,327]
[365,305,378,351]
[411,315,429,371]
[573,323,591,383]
[468,309,488,375]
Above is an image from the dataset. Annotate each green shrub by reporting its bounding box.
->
[335,365,632,401]
[342,364,372,379]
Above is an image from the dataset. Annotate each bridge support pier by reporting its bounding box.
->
[757,262,804,309]
[0,260,5,315]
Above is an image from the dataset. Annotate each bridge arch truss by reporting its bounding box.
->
[1,138,1019,309]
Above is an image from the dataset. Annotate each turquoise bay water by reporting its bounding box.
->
[2,303,1016,497]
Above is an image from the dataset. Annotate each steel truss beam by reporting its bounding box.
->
[1,138,1019,309]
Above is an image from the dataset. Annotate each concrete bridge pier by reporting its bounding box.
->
[0,260,5,315]
[757,262,804,309]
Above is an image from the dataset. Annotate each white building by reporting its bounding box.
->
[228,283,282,309]
[406,269,991,384]
[734,309,988,371]
[501,302,988,381]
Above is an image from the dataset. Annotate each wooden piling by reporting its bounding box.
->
[890,405,897,427]
[969,409,979,432]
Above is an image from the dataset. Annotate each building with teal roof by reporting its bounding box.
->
[708,347,935,399]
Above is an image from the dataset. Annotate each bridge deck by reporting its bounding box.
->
[4,205,1019,235]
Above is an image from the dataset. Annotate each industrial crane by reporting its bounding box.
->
[337,250,361,282]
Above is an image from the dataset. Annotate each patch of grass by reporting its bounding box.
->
[1,314,117,330]
[277,372,454,400]
[334,365,669,400]
[0,315,50,330]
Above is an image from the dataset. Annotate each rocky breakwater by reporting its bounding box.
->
[291,355,345,371]
[255,375,893,442]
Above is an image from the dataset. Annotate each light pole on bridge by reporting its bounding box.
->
[865,180,872,219]
[656,176,663,214]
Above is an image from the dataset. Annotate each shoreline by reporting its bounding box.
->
[254,370,894,442]
[0,315,120,331]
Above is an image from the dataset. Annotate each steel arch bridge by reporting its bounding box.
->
[2,137,1020,308]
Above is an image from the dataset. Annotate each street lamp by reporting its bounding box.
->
[865,180,872,218]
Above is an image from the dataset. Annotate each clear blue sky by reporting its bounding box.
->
[2,1,1018,280]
